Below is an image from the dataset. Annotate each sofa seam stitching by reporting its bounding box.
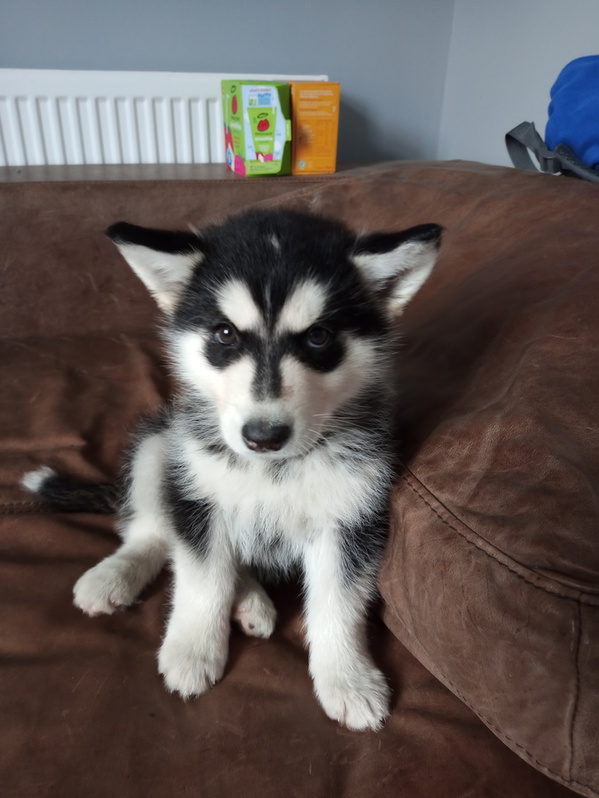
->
[398,471,595,793]
[399,469,598,605]
[420,651,592,793]
[569,599,583,781]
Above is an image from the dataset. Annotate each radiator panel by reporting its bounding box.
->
[0,69,327,167]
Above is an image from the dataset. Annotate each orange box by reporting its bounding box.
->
[291,82,340,174]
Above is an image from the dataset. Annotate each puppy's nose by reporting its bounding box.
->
[242,421,291,452]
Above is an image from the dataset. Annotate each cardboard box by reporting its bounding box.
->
[291,82,340,174]
[221,81,292,177]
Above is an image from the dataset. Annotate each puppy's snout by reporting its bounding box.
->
[242,420,292,453]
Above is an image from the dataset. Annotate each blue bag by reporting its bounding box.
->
[506,55,599,182]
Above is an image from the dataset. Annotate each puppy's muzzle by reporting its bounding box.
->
[242,420,292,453]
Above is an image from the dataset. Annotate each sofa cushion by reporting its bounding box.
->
[266,161,599,797]
[1,266,573,796]
[1,511,573,798]
[2,161,594,797]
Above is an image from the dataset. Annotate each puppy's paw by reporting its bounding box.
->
[73,555,142,616]
[313,663,391,731]
[232,582,277,639]
[158,636,227,699]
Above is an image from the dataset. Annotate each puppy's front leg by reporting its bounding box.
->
[303,529,390,731]
[158,531,236,699]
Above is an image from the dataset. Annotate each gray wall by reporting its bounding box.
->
[0,0,456,163]
[438,0,599,166]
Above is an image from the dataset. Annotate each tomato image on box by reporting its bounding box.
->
[222,81,292,176]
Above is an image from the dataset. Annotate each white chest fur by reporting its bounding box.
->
[176,434,386,566]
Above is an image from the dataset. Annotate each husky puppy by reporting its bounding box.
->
[23,210,442,731]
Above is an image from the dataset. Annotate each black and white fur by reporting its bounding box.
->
[23,210,442,731]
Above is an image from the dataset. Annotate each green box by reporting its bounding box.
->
[222,80,292,177]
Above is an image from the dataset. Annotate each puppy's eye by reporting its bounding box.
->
[305,325,333,349]
[213,323,239,346]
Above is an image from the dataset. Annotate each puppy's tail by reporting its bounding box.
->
[21,466,118,514]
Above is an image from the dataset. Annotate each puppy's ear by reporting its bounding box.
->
[106,222,204,313]
[352,223,443,316]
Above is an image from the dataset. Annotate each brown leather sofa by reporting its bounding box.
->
[2,161,597,797]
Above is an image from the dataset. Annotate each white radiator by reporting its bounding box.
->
[0,69,327,167]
